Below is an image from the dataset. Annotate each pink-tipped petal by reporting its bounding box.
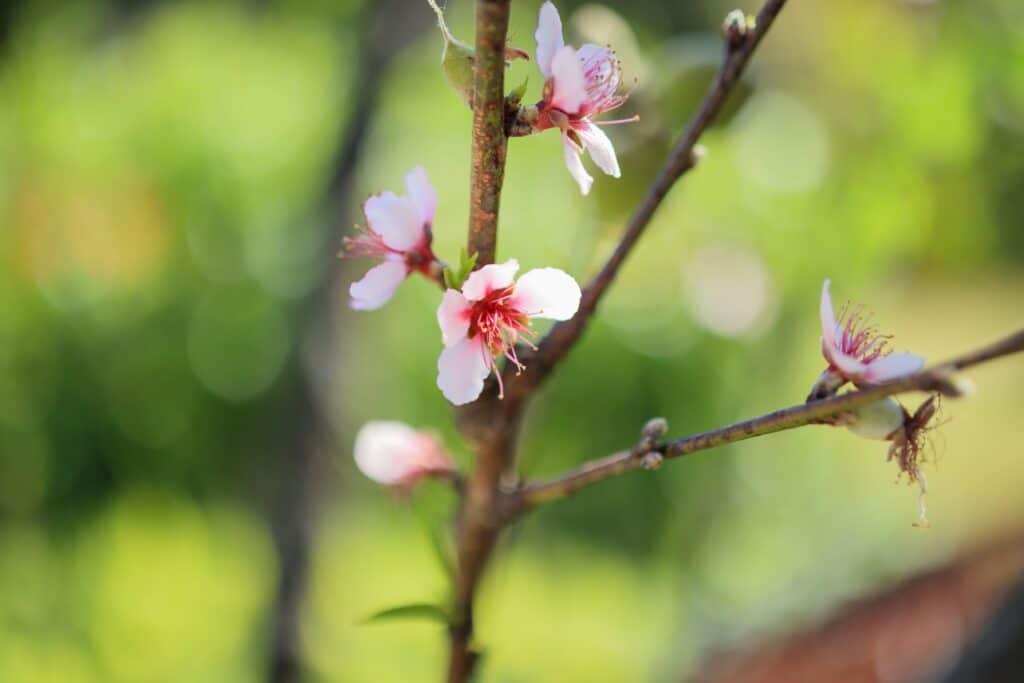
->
[562,132,593,195]
[575,122,620,178]
[549,45,586,114]
[829,346,868,380]
[404,165,437,225]
[353,420,421,485]
[511,268,581,320]
[364,193,422,252]
[535,1,564,79]
[461,259,520,302]
[820,279,839,352]
[863,352,926,383]
[437,289,473,347]
[349,260,407,311]
[437,337,491,406]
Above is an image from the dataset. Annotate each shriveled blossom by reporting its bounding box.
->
[532,1,635,195]
[436,259,581,405]
[343,166,440,311]
[353,421,455,490]
[817,279,925,389]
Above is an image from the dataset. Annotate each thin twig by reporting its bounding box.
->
[506,329,1024,513]
[502,0,789,399]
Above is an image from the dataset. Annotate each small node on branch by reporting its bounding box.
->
[640,452,664,470]
[632,417,668,459]
[722,9,756,50]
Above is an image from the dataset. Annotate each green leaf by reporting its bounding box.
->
[507,76,529,104]
[443,266,458,290]
[360,602,451,626]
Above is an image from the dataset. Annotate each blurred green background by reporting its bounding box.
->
[2,0,1023,680]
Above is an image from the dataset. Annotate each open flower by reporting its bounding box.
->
[436,259,581,405]
[818,279,924,387]
[343,166,439,311]
[353,421,455,490]
[532,1,635,195]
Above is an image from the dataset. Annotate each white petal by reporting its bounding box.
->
[511,268,581,321]
[830,347,868,381]
[404,165,437,225]
[863,352,926,383]
[437,337,491,406]
[349,261,407,311]
[534,1,564,79]
[353,421,420,485]
[846,398,906,441]
[437,289,472,347]
[461,259,520,301]
[364,192,422,252]
[820,279,839,352]
[549,45,586,114]
[575,121,620,177]
[562,132,593,195]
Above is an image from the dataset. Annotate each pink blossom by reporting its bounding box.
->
[343,166,439,311]
[819,279,924,386]
[533,1,635,195]
[436,259,581,405]
[353,421,455,489]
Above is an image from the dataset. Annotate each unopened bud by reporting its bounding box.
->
[845,398,907,441]
[722,10,755,49]
[641,452,664,470]
[641,417,669,442]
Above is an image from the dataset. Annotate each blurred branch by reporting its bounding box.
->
[267,3,433,682]
[502,0,789,399]
[506,329,1024,514]
[466,0,511,267]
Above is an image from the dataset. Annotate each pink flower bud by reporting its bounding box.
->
[353,421,455,489]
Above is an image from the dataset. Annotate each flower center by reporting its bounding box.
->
[836,303,891,364]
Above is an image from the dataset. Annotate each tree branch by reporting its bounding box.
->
[507,328,1024,513]
[466,0,511,267]
[449,1,513,681]
[502,0,789,399]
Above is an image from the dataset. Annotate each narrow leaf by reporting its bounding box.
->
[360,602,451,626]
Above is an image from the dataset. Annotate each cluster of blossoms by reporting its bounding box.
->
[343,2,614,488]
[344,1,941,524]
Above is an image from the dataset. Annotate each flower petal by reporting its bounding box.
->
[562,132,593,195]
[437,337,491,406]
[863,352,926,383]
[549,45,586,114]
[846,398,906,441]
[820,279,839,352]
[829,345,868,381]
[353,420,421,485]
[349,260,407,311]
[364,192,422,252]
[511,268,581,321]
[575,121,620,178]
[461,259,520,301]
[437,289,472,347]
[535,1,564,79]
[404,165,437,225]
